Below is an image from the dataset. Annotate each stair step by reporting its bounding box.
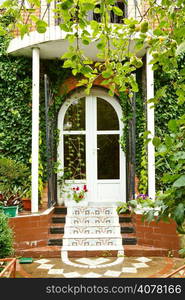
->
[62,245,124,251]
[48,239,63,246]
[52,216,66,223]
[50,227,64,234]
[62,237,122,247]
[121,227,134,233]
[119,216,132,223]
[121,233,137,245]
[65,216,119,226]
[63,233,121,238]
[67,206,117,216]
[54,207,67,215]
[64,225,120,235]
[122,238,137,245]
[49,205,137,249]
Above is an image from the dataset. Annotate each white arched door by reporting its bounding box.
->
[58,89,126,206]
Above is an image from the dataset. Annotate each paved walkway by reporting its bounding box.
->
[16,255,185,278]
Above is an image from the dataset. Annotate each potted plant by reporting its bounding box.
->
[64,184,88,206]
[71,185,88,203]
[21,190,31,211]
[0,157,30,217]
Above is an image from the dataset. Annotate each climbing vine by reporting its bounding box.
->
[0,35,32,165]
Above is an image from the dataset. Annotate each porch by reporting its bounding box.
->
[7,25,155,213]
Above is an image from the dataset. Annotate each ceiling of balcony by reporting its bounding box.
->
[7,26,147,60]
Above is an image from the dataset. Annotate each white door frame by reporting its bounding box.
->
[57,88,126,205]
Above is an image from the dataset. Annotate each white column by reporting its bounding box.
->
[31,47,40,213]
[146,49,155,200]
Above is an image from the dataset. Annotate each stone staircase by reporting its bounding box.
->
[48,206,137,251]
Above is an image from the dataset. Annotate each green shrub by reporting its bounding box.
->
[0,211,14,258]
[0,157,30,207]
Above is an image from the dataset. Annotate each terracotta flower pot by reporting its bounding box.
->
[22,198,31,211]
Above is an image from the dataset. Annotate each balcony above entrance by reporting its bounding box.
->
[7,25,147,60]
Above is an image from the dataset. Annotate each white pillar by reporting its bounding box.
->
[31,47,40,213]
[146,49,155,200]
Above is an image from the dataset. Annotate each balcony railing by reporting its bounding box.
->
[44,1,128,27]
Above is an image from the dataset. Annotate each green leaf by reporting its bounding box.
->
[83,3,95,10]
[174,203,185,225]
[102,70,113,78]
[140,21,148,33]
[173,175,185,188]
[81,65,93,74]
[168,119,178,133]
[60,23,70,32]
[82,39,90,45]
[158,144,167,153]
[61,0,73,10]
[145,210,155,223]
[36,20,47,33]
[162,174,179,183]
[112,6,123,16]
[173,152,185,161]
[97,42,105,50]
[176,41,185,56]
[152,136,161,147]
[36,26,47,33]
[36,20,47,27]
[94,7,100,14]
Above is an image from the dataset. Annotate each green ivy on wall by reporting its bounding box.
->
[0,32,71,186]
[0,36,32,166]
[155,53,185,191]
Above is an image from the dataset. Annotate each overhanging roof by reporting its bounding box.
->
[7,26,147,60]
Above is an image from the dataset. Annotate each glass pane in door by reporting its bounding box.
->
[64,135,86,179]
[97,134,120,179]
[97,97,119,130]
[63,97,85,130]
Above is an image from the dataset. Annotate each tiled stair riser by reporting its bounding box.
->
[63,238,122,247]
[65,216,119,226]
[63,206,123,250]
[64,226,120,235]
[68,207,117,216]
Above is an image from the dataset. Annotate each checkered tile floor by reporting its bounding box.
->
[18,256,185,278]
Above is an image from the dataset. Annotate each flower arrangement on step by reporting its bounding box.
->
[71,185,88,203]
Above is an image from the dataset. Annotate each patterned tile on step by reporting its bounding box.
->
[37,264,54,270]
[48,269,64,275]
[34,259,50,264]
[104,270,121,277]
[135,257,152,263]
[82,272,102,278]
[122,267,137,273]
[63,272,81,278]
[75,258,110,266]
[132,263,149,269]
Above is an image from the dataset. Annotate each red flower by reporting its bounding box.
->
[76,187,79,191]
[83,185,87,191]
